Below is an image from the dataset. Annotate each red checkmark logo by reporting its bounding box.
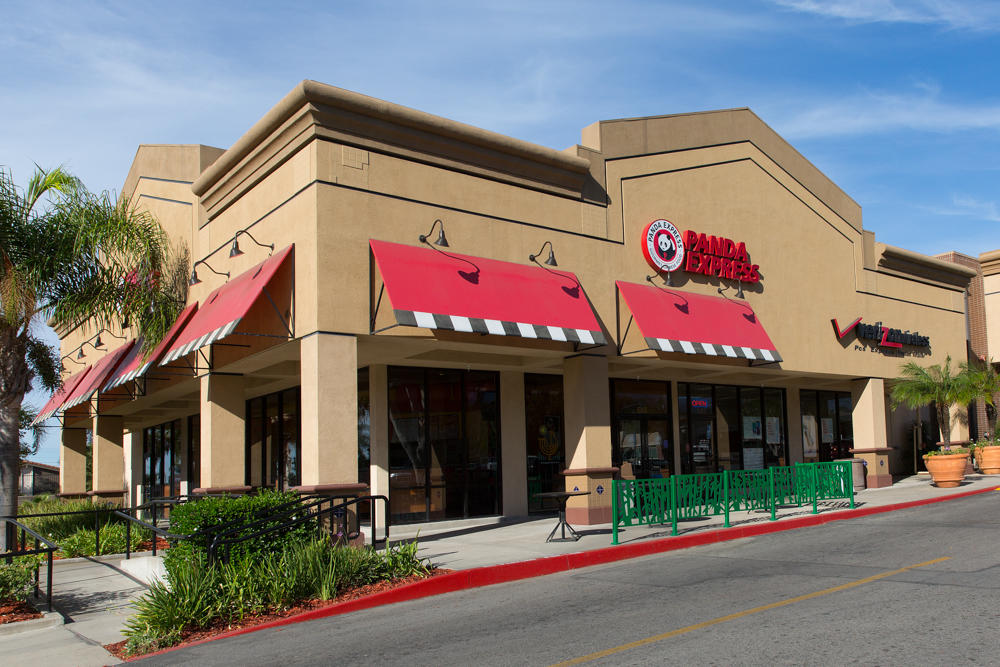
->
[832,316,862,339]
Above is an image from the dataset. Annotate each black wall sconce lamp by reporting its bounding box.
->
[419,219,449,248]
[190,259,230,286]
[529,241,558,267]
[718,281,745,300]
[230,229,275,258]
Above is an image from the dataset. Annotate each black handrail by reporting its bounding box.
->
[181,493,326,547]
[207,495,389,564]
[7,498,182,557]
[1,518,57,611]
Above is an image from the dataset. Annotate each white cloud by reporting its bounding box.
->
[770,0,1000,30]
[923,196,1000,222]
[766,87,1000,139]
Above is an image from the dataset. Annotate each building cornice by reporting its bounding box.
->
[879,244,976,288]
[193,80,593,218]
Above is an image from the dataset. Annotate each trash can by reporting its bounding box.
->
[850,459,867,491]
[836,458,867,492]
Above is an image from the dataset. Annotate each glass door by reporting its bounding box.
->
[617,416,673,479]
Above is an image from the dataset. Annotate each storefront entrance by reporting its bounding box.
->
[525,373,565,513]
[387,367,501,524]
[678,383,789,473]
[800,390,853,462]
[142,419,181,504]
[245,388,301,490]
[611,380,673,479]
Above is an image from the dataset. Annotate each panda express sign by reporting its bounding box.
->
[641,219,760,283]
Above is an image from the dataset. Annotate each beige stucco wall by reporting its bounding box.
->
[55,82,974,511]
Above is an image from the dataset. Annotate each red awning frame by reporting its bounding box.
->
[157,245,295,370]
[616,279,782,365]
[369,240,606,349]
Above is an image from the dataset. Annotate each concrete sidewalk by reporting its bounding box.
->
[392,473,1000,571]
[0,555,150,666]
[1,473,996,665]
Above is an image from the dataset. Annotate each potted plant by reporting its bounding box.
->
[891,355,976,487]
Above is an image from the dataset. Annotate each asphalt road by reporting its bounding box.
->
[135,491,1000,666]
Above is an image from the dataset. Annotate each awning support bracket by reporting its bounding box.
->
[262,287,294,338]
[616,314,654,356]
[370,283,386,334]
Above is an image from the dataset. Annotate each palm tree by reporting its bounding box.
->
[963,359,1000,443]
[1,165,185,542]
[890,355,977,446]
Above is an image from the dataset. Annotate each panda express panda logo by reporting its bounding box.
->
[641,219,685,273]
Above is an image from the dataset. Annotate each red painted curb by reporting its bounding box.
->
[130,484,997,661]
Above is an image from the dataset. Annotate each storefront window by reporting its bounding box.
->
[525,374,564,512]
[187,415,200,490]
[611,379,673,479]
[800,390,853,462]
[141,419,181,511]
[387,367,500,524]
[678,383,789,473]
[245,388,301,490]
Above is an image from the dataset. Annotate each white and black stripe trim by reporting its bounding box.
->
[158,318,242,367]
[395,309,605,345]
[644,337,781,362]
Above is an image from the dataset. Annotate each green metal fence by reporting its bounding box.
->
[611,461,854,545]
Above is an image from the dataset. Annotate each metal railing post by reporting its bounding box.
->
[94,511,101,557]
[611,479,619,546]
[847,461,856,509]
[670,475,678,536]
[812,464,819,515]
[126,518,132,560]
[723,470,731,528]
[769,467,777,521]
[46,550,53,611]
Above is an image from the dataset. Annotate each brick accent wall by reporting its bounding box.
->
[936,251,989,438]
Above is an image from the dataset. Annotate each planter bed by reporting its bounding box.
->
[0,599,41,625]
[104,568,449,660]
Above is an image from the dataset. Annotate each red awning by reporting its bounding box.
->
[616,280,781,362]
[102,303,199,391]
[61,340,136,410]
[158,245,294,366]
[32,367,92,425]
[370,240,605,345]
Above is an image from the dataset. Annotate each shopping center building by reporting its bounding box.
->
[44,80,976,526]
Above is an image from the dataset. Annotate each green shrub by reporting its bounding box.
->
[0,555,43,602]
[122,538,430,655]
[59,523,151,558]
[18,497,120,543]
[164,491,314,576]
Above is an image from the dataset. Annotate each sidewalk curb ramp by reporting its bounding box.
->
[132,485,996,661]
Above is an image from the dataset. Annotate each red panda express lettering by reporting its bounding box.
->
[682,231,760,283]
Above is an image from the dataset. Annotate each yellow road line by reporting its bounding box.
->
[550,556,950,667]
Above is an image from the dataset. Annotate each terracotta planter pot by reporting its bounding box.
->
[979,446,1000,475]
[974,446,983,470]
[922,452,969,488]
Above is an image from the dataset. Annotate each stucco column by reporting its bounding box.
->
[60,428,88,495]
[124,430,142,507]
[851,378,892,488]
[92,415,125,500]
[948,403,970,443]
[369,364,389,530]
[562,355,613,525]
[198,373,248,492]
[298,333,362,491]
[500,371,528,517]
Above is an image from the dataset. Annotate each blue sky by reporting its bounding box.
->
[5,0,1000,464]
